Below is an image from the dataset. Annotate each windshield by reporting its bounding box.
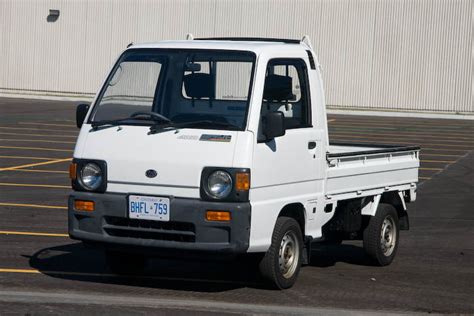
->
[90,49,256,130]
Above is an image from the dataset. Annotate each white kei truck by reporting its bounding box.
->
[69,36,419,289]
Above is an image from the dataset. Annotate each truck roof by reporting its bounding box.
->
[130,36,313,55]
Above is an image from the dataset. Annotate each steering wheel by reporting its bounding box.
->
[130,111,171,123]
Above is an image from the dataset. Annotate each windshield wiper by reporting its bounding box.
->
[148,120,240,135]
[91,111,171,130]
[91,118,133,130]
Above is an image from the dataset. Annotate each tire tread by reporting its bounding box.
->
[259,216,303,289]
[363,203,399,266]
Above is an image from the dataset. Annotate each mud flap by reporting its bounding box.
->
[302,236,313,265]
[399,210,410,230]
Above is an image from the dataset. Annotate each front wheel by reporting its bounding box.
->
[259,216,303,289]
[363,203,399,266]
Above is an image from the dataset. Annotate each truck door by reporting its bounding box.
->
[252,58,325,205]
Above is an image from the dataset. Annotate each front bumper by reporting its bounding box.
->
[68,192,251,255]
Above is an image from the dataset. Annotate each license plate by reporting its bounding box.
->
[128,195,170,221]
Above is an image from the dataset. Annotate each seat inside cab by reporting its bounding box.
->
[261,61,310,130]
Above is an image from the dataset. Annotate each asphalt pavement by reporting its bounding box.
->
[0,97,473,314]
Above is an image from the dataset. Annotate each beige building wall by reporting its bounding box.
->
[0,0,472,114]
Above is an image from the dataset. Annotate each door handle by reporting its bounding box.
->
[308,141,317,150]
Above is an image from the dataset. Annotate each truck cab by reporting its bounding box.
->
[69,36,419,289]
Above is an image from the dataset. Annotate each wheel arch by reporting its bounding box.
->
[361,192,407,216]
[278,202,306,236]
[359,192,409,230]
[381,191,409,230]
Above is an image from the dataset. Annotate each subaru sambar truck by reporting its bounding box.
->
[69,35,419,289]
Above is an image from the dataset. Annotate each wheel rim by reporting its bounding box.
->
[278,230,300,279]
[380,215,397,256]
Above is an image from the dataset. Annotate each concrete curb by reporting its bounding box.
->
[0,290,422,316]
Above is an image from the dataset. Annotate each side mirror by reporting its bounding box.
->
[76,104,90,128]
[263,111,285,141]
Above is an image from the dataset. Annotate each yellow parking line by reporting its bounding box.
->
[419,167,443,171]
[329,138,473,151]
[421,160,456,163]
[330,128,471,138]
[420,153,462,157]
[0,267,259,286]
[420,148,469,152]
[327,119,336,122]
[19,122,76,128]
[0,146,73,153]
[0,268,41,274]
[0,268,116,278]
[0,132,77,139]
[0,268,122,279]
[0,268,249,285]
[0,138,75,144]
[335,119,474,128]
[10,169,69,174]
[0,268,108,277]
[0,155,66,160]
[0,230,68,237]
[329,131,474,143]
[0,202,67,210]
[419,177,431,180]
[0,126,78,133]
[329,136,472,148]
[330,120,471,128]
[0,182,70,189]
[329,125,472,139]
[0,158,71,172]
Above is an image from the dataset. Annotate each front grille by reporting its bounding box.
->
[103,216,195,242]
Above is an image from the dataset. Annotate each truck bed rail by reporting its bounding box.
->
[327,142,420,159]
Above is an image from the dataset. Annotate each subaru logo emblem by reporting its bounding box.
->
[145,169,157,178]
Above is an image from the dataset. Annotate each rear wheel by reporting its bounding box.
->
[105,250,146,275]
[259,216,303,289]
[363,204,399,266]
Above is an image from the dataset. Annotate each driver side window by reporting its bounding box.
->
[260,59,311,129]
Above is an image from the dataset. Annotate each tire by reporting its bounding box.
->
[363,203,399,266]
[105,251,146,275]
[259,216,303,289]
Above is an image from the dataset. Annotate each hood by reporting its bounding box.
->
[76,125,240,198]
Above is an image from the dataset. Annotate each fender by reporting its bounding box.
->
[360,194,381,216]
[398,191,407,210]
[361,191,408,216]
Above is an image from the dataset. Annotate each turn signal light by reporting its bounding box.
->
[69,163,77,180]
[74,200,95,212]
[235,172,250,191]
[206,211,231,222]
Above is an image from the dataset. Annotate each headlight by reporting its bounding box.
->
[80,163,103,190]
[207,170,232,199]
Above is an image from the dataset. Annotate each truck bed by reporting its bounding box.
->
[326,142,420,198]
